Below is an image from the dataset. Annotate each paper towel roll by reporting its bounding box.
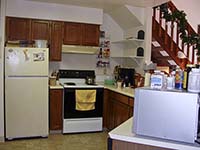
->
[144,72,151,86]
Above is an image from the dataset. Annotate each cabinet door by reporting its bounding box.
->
[113,100,130,128]
[82,24,100,46]
[103,89,109,128]
[6,17,31,41]
[31,19,50,41]
[63,22,82,45]
[129,98,134,117]
[50,21,64,61]
[106,91,132,130]
[49,89,63,130]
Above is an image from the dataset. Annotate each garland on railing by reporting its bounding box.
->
[158,3,200,56]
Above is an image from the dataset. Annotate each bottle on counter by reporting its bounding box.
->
[183,64,195,90]
[167,71,175,89]
[150,70,164,89]
[175,66,183,90]
[187,68,200,93]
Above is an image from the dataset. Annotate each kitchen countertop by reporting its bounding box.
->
[49,83,135,98]
[109,117,200,150]
[104,85,135,98]
[49,84,64,89]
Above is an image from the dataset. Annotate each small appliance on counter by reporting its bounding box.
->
[118,68,135,87]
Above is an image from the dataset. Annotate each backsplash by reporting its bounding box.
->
[49,53,119,82]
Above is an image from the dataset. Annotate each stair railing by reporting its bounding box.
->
[152,1,197,68]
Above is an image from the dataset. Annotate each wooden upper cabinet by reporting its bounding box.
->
[63,22,82,45]
[82,24,100,46]
[63,22,100,46]
[31,19,50,41]
[50,21,64,61]
[6,17,31,41]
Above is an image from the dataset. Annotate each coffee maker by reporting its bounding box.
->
[118,68,135,87]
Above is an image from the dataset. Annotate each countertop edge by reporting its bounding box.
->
[104,85,134,98]
[49,85,64,89]
[50,84,135,98]
[109,118,200,150]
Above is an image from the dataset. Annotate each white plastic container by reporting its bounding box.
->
[188,68,200,93]
[150,70,164,89]
[35,40,47,48]
[167,76,175,89]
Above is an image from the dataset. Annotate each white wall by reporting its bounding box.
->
[0,0,5,142]
[173,0,200,32]
[6,0,103,24]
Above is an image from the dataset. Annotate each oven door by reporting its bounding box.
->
[63,88,103,119]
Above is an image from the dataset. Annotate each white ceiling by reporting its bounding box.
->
[28,0,169,11]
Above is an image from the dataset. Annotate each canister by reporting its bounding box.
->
[49,76,56,86]
[187,68,200,93]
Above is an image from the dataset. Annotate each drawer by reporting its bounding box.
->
[110,91,129,105]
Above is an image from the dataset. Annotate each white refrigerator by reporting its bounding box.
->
[5,47,49,140]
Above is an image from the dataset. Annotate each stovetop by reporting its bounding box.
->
[59,70,103,88]
[59,79,103,88]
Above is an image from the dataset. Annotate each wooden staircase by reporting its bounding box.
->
[152,1,197,69]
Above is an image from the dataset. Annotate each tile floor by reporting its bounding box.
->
[0,131,108,150]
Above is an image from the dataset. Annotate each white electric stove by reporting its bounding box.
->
[59,70,104,134]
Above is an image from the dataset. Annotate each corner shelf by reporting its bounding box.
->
[111,56,144,65]
[112,38,144,47]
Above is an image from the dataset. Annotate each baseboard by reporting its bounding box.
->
[49,130,62,134]
[0,136,5,142]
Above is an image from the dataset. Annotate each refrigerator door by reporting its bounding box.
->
[5,47,48,76]
[5,77,48,139]
[133,88,199,143]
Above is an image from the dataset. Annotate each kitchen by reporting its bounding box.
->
[0,0,153,144]
[0,0,200,150]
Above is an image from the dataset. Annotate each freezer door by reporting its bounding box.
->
[5,47,48,76]
[5,77,48,139]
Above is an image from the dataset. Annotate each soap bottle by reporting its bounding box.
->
[175,66,183,89]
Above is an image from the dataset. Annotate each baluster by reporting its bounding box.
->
[152,7,156,31]
[176,24,179,49]
[158,8,162,37]
[170,21,174,51]
[164,21,168,46]
[187,26,191,58]
[192,46,195,64]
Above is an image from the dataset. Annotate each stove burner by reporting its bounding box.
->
[64,82,76,86]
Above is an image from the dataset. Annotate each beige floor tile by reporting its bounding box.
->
[0,131,108,150]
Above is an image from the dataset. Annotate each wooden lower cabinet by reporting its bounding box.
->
[111,139,172,150]
[103,89,134,130]
[49,89,63,130]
